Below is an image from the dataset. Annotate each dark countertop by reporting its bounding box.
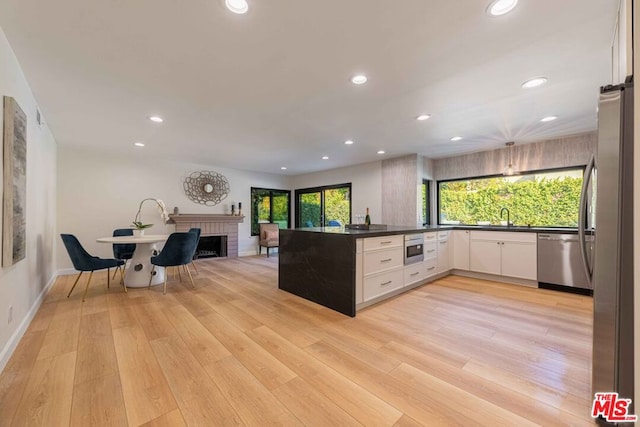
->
[285,224,579,238]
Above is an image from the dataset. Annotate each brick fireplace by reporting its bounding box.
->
[168,214,244,258]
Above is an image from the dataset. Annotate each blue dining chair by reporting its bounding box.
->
[60,234,126,301]
[149,232,198,294]
[112,228,136,281]
[188,227,201,273]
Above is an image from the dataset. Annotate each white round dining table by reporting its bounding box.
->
[96,234,169,287]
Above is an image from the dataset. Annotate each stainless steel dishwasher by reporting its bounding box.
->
[537,233,592,291]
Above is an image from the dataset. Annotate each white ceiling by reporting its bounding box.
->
[0,0,618,175]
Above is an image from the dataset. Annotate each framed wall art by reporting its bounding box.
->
[3,96,27,267]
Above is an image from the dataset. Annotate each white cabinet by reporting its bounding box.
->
[362,235,404,302]
[363,269,404,301]
[501,241,537,280]
[424,259,437,278]
[423,241,437,260]
[404,261,425,286]
[436,231,450,274]
[469,231,537,280]
[451,230,470,270]
[363,247,403,275]
[469,239,501,275]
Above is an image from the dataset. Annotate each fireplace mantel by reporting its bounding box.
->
[168,214,244,257]
[168,214,244,224]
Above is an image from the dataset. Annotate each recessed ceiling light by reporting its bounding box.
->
[521,77,548,89]
[487,0,518,16]
[416,114,431,121]
[450,136,463,141]
[540,116,558,122]
[280,166,287,170]
[148,116,163,123]
[344,140,354,145]
[377,150,385,155]
[225,0,248,14]
[322,156,329,160]
[134,142,145,147]
[351,74,368,85]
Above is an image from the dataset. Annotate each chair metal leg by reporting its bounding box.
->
[119,267,127,293]
[121,262,128,284]
[191,260,198,273]
[186,264,195,289]
[112,266,119,280]
[67,271,83,298]
[107,268,110,289]
[163,274,168,295]
[177,266,182,282]
[82,271,94,302]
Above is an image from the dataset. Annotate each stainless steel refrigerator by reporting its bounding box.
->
[579,81,634,423]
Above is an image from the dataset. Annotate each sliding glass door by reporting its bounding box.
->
[295,183,351,227]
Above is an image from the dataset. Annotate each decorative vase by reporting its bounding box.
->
[133,229,145,237]
[173,206,179,215]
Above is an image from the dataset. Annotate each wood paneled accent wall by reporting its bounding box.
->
[381,154,420,227]
[168,214,244,257]
[433,132,596,181]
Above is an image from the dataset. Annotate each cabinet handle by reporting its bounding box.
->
[439,241,447,244]
[380,241,393,244]
[427,249,435,253]
[410,272,419,276]
[427,266,435,271]
[381,280,393,286]
[380,258,392,263]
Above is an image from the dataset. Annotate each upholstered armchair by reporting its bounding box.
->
[259,223,279,257]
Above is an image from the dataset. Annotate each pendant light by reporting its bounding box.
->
[503,141,516,176]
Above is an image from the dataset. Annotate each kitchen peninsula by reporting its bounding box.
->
[279,225,579,317]
[279,226,449,317]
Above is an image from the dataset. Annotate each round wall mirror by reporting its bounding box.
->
[203,183,214,193]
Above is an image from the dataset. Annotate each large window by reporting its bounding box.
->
[251,188,291,236]
[438,167,584,227]
[295,183,351,227]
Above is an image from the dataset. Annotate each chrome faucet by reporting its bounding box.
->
[500,207,510,226]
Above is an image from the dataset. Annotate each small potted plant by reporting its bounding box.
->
[131,221,153,236]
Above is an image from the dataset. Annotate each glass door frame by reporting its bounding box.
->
[294,183,352,228]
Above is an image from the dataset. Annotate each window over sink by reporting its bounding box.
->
[437,166,584,227]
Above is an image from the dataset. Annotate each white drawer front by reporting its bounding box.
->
[424,242,437,260]
[363,235,403,251]
[364,268,404,301]
[424,259,437,277]
[423,232,437,242]
[438,231,449,241]
[363,247,403,276]
[404,263,425,286]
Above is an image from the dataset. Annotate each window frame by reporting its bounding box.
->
[436,165,586,227]
[250,187,291,236]
[294,183,352,228]
[422,179,431,226]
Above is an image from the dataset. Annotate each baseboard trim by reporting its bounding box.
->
[0,272,58,373]
[57,268,78,276]
[450,269,538,287]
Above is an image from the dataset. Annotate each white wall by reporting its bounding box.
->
[290,161,382,224]
[57,147,290,268]
[0,27,58,371]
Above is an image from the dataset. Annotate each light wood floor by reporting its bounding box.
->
[0,256,595,426]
